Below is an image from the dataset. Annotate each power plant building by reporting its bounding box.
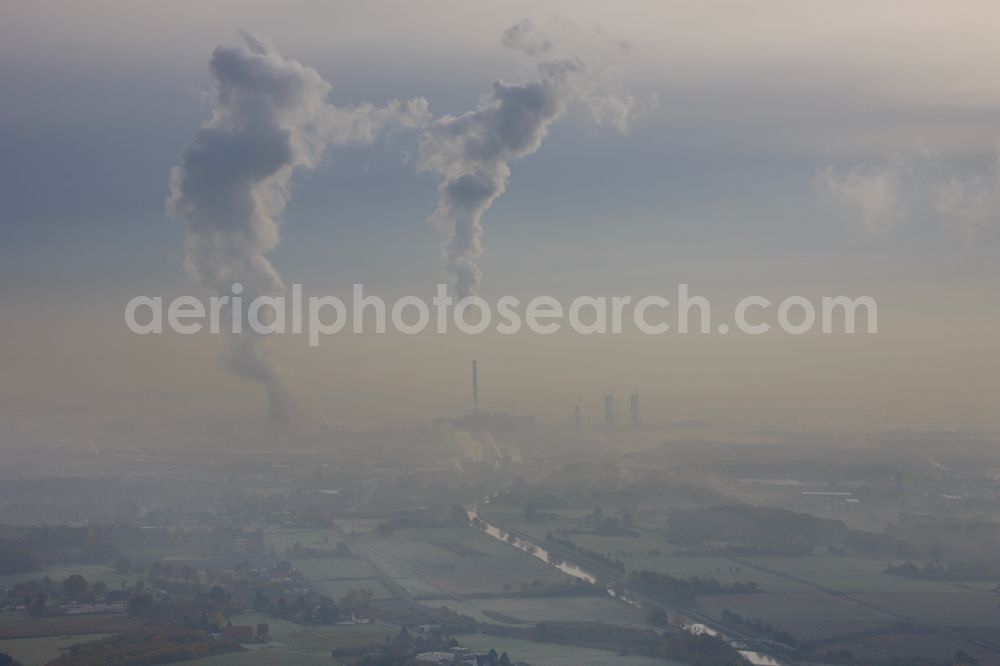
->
[446,361,534,432]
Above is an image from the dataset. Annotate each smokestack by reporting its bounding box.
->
[574,399,582,429]
[604,392,615,431]
[630,392,640,428]
[472,360,479,411]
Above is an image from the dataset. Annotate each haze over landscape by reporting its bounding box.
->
[2,3,1000,666]
[4,1,999,438]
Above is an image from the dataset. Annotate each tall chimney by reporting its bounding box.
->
[630,392,640,428]
[472,360,479,411]
[604,392,615,431]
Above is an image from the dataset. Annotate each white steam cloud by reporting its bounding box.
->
[934,157,1000,239]
[168,27,644,420]
[818,150,1000,238]
[417,20,642,298]
[817,162,905,234]
[168,34,428,425]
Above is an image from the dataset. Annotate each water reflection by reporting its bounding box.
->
[470,510,784,666]
[474,515,598,583]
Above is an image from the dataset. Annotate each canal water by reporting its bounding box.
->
[470,510,784,666]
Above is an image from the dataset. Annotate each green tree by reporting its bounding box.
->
[61,574,88,599]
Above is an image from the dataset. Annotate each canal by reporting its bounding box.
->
[469,509,785,666]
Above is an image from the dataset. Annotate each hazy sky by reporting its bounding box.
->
[2,1,999,440]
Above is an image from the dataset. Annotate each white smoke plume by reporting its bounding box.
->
[168,34,428,425]
[418,20,641,298]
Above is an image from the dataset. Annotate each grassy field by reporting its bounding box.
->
[454,633,686,666]
[626,555,806,593]
[0,634,112,666]
[187,651,333,666]
[442,595,650,628]
[568,533,675,558]
[742,556,1000,627]
[292,557,379,580]
[744,556,892,590]
[697,590,894,641]
[186,613,392,666]
[854,581,1000,626]
[684,555,1000,644]
[0,613,136,640]
[187,626,683,666]
[265,527,346,552]
[309,577,394,601]
[332,519,385,535]
[353,526,569,596]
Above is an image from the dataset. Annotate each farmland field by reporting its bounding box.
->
[309,577,394,600]
[0,634,113,666]
[625,555,806,592]
[187,613,392,666]
[0,613,136,640]
[267,515,1000,662]
[442,595,651,627]
[291,557,379,579]
[353,526,570,596]
[697,590,894,642]
[454,633,687,666]
[188,651,333,666]
[265,527,346,551]
[740,556,1000,627]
